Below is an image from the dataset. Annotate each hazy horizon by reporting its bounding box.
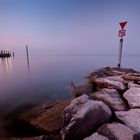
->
[0,0,140,55]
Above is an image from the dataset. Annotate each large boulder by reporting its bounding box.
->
[127,82,140,89]
[20,100,70,133]
[97,122,135,140]
[83,132,109,140]
[91,88,127,111]
[115,109,140,132]
[92,77,126,91]
[61,94,112,140]
[122,73,140,81]
[123,88,140,108]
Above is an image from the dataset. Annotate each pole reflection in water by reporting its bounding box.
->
[0,57,13,74]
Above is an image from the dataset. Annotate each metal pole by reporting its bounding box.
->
[117,38,123,67]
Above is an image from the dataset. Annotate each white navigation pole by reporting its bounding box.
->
[117,21,127,68]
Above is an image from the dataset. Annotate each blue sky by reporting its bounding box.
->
[0,0,140,55]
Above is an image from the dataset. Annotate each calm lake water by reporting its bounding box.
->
[0,54,140,117]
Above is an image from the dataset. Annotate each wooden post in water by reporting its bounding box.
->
[26,45,30,72]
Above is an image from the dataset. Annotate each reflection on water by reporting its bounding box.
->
[26,52,30,73]
[0,57,13,74]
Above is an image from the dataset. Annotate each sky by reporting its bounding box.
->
[0,0,140,55]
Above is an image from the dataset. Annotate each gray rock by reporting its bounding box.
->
[106,76,128,84]
[61,94,112,140]
[83,132,109,140]
[115,109,140,132]
[92,77,126,91]
[123,88,140,108]
[122,73,140,81]
[91,88,127,111]
[127,82,140,89]
[97,122,135,140]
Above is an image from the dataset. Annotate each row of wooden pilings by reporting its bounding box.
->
[0,50,14,58]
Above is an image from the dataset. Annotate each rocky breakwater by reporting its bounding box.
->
[13,67,140,140]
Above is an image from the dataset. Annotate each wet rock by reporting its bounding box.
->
[133,133,140,140]
[61,94,112,140]
[115,109,140,132]
[106,76,128,84]
[111,67,137,75]
[137,81,140,85]
[71,82,93,97]
[97,122,135,140]
[20,100,70,133]
[88,67,114,80]
[88,67,137,80]
[91,88,127,111]
[83,132,109,140]
[123,88,140,108]
[9,135,45,140]
[127,82,140,88]
[92,77,126,91]
[122,73,140,81]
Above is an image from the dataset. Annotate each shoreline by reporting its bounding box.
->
[2,67,140,140]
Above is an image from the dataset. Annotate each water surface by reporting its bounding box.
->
[0,54,140,117]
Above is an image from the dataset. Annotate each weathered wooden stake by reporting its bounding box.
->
[26,45,30,72]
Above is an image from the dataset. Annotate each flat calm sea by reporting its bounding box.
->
[0,54,140,117]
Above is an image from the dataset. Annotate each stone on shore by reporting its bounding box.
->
[97,122,135,140]
[9,136,45,140]
[115,109,140,132]
[71,82,93,97]
[88,67,137,80]
[92,77,126,91]
[61,94,112,140]
[91,88,127,111]
[20,100,70,133]
[122,73,140,81]
[123,87,140,108]
[9,67,140,140]
[128,82,140,88]
[83,132,109,140]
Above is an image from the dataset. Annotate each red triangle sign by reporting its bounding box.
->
[119,22,127,29]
